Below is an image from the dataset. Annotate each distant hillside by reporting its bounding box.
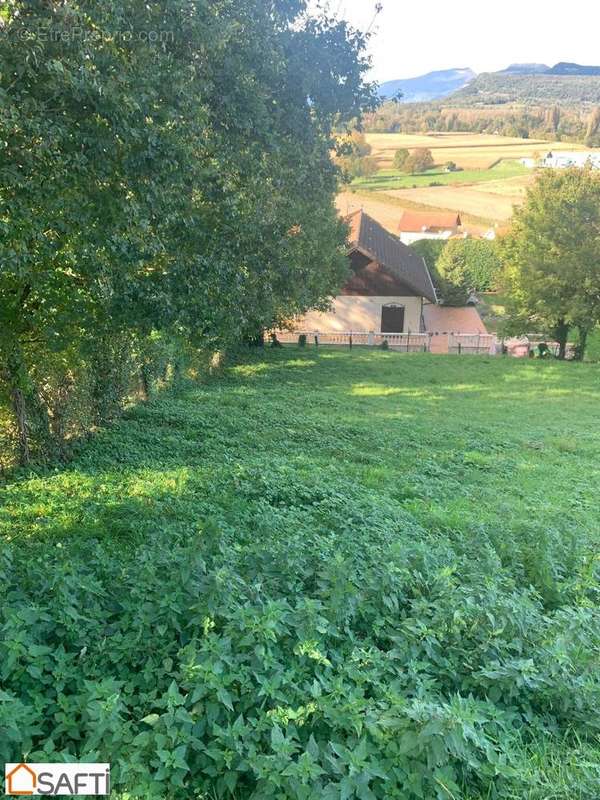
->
[379,68,475,103]
[549,62,600,76]
[499,63,550,75]
[448,72,600,105]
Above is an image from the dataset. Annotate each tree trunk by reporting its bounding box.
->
[140,366,151,401]
[10,385,30,466]
[554,320,570,360]
[574,327,589,361]
[5,344,50,466]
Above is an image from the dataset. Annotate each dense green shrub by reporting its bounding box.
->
[0,0,375,468]
[2,498,599,799]
[412,239,502,305]
[0,332,185,467]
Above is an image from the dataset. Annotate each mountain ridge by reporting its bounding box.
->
[379,63,600,105]
[378,68,475,103]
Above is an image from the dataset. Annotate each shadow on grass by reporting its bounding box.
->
[1,348,599,553]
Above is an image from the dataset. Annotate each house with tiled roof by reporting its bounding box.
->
[397,211,462,244]
[298,210,437,334]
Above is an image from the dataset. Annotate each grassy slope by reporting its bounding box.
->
[352,160,528,193]
[2,350,600,798]
[5,349,599,547]
[0,349,600,540]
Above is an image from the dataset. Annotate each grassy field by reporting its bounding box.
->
[2,350,600,798]
[366,132,587,170]
[352,160,529,193]
[350,132,588,225]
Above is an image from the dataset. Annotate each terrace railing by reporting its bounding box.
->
[275,331,430,352]
[448,333,495,355]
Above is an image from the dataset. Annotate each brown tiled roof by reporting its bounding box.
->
[346,210,437,303]
[398,211,461,233]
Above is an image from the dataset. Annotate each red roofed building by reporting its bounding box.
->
[397,211,462,244]
[298,210,437,334]
[290,210,491,350]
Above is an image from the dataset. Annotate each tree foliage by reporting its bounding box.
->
[404,147,434,174]
[0,0,376,466]
[500,167,600,358]
[365,100,600,146]
[392,148,410,170]
[411,238,502,305]
[336,131,378,179]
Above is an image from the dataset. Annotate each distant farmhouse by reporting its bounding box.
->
[300,210,437,334]
[294,211,487,348]
[397,211,462,244]
[521,151,600,169]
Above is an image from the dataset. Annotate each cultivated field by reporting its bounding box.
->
[385,173,532,222]
[342,132,577,225]
[2,350,600,798]
[366,131,587,170]
[336,190,410,233]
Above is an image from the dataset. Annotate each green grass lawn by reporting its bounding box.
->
[2,349,599,799]
[352,160,528,192]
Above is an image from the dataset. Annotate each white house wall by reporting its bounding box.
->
[399,231,454,245]
[297,296,424,334]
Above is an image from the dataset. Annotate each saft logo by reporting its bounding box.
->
[5,763,110,796]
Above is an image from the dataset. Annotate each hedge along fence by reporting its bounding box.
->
[0,331,188,475]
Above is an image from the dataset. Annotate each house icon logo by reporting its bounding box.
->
[5,763,37,795]
[5,761,110,795]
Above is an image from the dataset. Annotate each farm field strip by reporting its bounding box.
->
[383,184,523,221]
[352,161,530,192]
[366,132,587,170]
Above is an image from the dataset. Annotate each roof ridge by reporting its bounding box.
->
[349,210,437,303]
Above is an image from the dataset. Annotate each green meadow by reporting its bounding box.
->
[2,349,599,799]
[352,160,528,192]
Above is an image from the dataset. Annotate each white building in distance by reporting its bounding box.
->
[541,151,600,169]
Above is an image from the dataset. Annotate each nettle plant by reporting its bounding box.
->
[2,492,599,800]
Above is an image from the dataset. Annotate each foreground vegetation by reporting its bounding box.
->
[2,349,599,799]
[0,0,374,468]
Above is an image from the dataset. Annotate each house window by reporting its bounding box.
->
[381,303,405,333]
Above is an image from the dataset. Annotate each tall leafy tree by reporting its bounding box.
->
[434,239,503,305]
[0,0,376,463]
[500,167,600,359]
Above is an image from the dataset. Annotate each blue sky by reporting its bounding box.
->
[320,0,600,83]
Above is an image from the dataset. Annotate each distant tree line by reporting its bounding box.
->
[0,0,376,468]
[366,102,600,147]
